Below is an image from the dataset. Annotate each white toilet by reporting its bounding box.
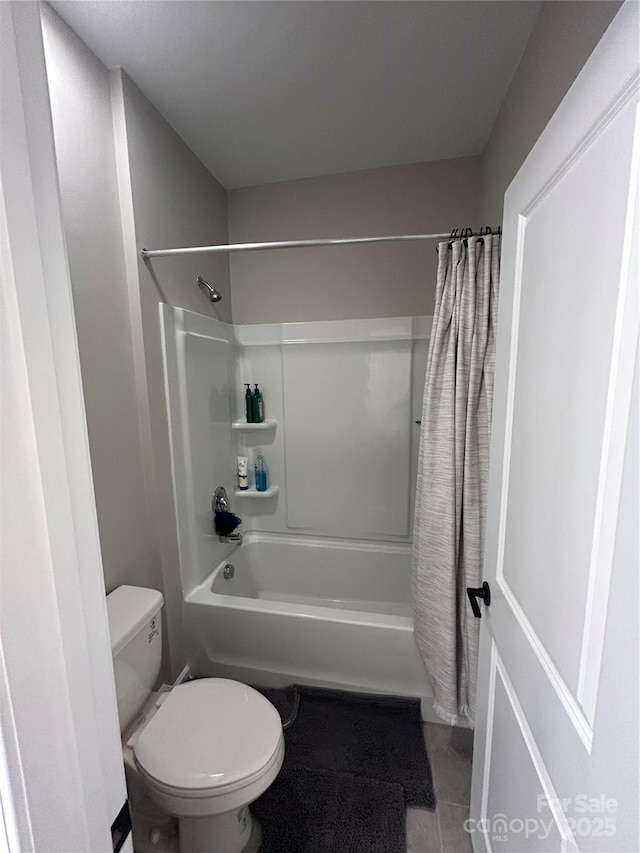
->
[106,585,284,853]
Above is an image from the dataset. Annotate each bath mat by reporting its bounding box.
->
[252,685,434,852]
[252,764,406,853]
[259,685,435,807]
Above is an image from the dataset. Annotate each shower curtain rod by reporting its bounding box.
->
[140,228,501,259]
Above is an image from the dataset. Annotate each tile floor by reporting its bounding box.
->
[406,722,474,853]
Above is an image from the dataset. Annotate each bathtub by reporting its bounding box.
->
[184,533,434,718]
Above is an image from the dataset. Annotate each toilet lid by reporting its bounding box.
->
[133,678,283,794]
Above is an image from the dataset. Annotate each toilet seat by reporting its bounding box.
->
[133,678,284,814]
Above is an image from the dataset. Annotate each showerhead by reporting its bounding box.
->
[197,276,222,303]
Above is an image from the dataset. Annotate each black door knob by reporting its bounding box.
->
[467,582,491,618]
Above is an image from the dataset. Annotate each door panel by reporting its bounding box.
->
[483,646,569,852]
[502,100,637,694]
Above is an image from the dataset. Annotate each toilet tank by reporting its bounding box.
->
[106,585,164,732]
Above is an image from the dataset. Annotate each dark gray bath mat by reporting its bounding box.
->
[252,685,435,852]
[253,764,406,853]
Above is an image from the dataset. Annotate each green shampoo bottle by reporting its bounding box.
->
[253,384,264,423]
[244,384,253,423]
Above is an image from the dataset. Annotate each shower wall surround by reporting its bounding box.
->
[238,318,430,539]
[161,305,429,591]
[161,307,237,589]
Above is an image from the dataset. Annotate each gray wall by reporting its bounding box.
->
[42,7,231,677]
[41,6,157,595]
[111,70,230,676]
[480,0,621,223]
[116,74,232,325]
[228,157,481,323]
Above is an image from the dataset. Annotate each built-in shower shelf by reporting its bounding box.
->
[235,486,280,499]
[232,418,278,431]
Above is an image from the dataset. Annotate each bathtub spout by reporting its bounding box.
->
[219,532,243,545]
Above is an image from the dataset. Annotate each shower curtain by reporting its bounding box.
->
[412,234,500,726]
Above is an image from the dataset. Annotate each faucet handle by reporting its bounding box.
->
[212,486,230,514]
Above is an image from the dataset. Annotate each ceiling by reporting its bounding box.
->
[51,1,540,189]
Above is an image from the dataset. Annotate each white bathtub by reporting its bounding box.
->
[184,533,434,718]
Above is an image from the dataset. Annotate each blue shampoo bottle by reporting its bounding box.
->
[254,449,268,492]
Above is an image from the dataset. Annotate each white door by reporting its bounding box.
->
[470,3,639,852]
[1,3,130,851]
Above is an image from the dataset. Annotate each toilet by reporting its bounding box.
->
[106,585,284,853]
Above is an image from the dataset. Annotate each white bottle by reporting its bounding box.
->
[237,456,249,490]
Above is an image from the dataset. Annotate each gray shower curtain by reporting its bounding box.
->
[411,234,500,726]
